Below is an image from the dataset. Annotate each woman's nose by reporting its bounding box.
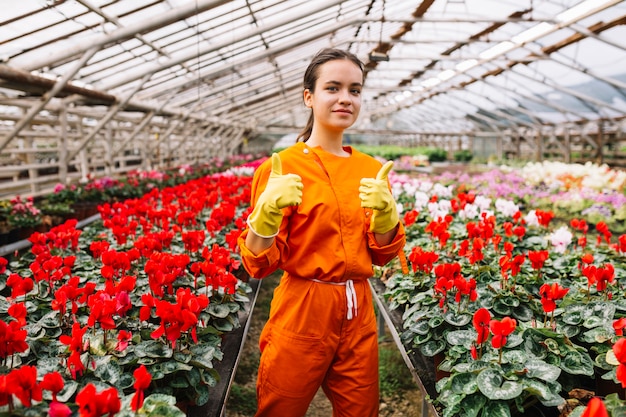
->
[338,89,351,103]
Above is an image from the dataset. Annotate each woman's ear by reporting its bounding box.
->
[303,89,312,108]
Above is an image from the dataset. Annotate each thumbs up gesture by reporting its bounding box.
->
[359,161,399,234]
[247,153,303,238]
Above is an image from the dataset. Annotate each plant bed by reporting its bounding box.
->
[0,166,257,416]
[375,161,626,417]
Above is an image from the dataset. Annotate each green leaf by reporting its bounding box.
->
[580,327,613,344]
[208,303,231,318]
[476,369,523,400]
[562,305,586,325]
[480,400,511,417]
[505,333,523,349]
[94,360,122,385]
[135,340,173,359]
[189,343,218,370]
[200,368,219,386]
[607,349,619,366]
[25,324,45,340]
[141,394,186,417]
[117,372,135,390]
[450,372,478,394]
[194,384,211,406]
[583,316,605,329]
[560,324,580,338]
[446,330,475,349]
[523,379,552,400]
[421,339,446,357]
[213,318,234,332]
[560,350,594,376]
[36,357,64,374]
[162,360,193,375]
[524,359,561,382]
[429,315,444,328]
[512,304,533,322]
[459,394,487,417]
[408,320,431,335]
[170,376,189,388]
[56,380,78,403]
[413,332,432,345]
[503,350,526,364]
[443,311,471,327]
[492,299,512,315]
[38,311,60,328]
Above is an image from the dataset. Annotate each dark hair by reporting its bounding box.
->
[296,48,364,143]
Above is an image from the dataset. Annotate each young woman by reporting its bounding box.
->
[237,48,406,417]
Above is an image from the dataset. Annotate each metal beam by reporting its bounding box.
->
[99,0,351,90]
[9,0,231,72]
[0,46,100,152]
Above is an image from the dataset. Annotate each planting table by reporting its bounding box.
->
[370,278,440,417]
[188,277,261,417]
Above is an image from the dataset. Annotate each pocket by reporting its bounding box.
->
[258,325,329,398]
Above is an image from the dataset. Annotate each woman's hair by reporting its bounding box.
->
[296,48,364,143]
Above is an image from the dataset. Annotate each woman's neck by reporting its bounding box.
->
[306,130,349,156]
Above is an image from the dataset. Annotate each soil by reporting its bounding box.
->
[224,272,429,417]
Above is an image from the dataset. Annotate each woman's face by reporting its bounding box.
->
[303,59,363,133]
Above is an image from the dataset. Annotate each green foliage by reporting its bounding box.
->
[454,149,473,162]
[424,148,448,162]
[227,385,258,415]
[379,342,418,397]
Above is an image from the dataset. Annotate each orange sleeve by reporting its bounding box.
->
[367,221,406,266]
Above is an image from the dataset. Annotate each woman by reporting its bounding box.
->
[237,48,406,417]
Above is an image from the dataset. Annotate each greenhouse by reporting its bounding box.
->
[0,0,625,416]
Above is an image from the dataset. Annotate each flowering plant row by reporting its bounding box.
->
[0,154,262,236]
[383,162,626,417]
[0,164,257,416]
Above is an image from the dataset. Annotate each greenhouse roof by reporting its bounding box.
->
[0,0,625,144]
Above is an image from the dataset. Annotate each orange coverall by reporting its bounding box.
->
[238,142,406,417]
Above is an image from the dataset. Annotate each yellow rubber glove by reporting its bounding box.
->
[247,153,303,238]
[359,161,399,234]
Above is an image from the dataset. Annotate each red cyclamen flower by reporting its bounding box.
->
[539,282,569,314]
[473,308,491,345]
[131,365,152,411]
[613,337,626,388]
[489,317,516,349]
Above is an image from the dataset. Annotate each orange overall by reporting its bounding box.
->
[238,142,406,417]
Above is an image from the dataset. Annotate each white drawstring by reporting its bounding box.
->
[346,279,357,320]
[310,278,358,320]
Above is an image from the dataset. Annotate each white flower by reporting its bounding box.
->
[414,191,430,211]
[459,203,479,220]
[495,198,519,217]
[419,181,433,192]
[525,210,540,227]
[433,183,453,198]
[428,200,450,220]
[548,226,573,254]
[474,195,492,212]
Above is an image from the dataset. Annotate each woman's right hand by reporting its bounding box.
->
[247,153,303,238]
